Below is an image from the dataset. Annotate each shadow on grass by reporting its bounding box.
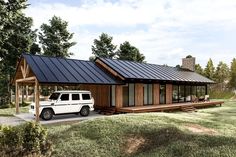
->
[128,126,236,157]
[47,118,236,157]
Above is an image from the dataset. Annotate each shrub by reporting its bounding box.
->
[0,122,52,157]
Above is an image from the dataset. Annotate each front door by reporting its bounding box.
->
[160,84,166,104]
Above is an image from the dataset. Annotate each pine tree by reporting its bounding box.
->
[204,58,215,80]
[39,16,76,58]
[91,33,117,58]
[229,58,236,89]
[195,64,204,75]
[214,61,229,83]
[116,41,145,62]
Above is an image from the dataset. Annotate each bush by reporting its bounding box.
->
[0,122,52,157]
[209,90,235,99]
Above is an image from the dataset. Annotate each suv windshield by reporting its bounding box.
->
[49,93,60,100]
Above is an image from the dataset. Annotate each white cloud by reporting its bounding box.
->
[25,0,236,67]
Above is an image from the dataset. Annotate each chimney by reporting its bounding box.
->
[182,57,195,71]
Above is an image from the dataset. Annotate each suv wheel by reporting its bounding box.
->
[80,107,90,117]
[41,109,53,120]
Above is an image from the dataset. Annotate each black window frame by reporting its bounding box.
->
[72,94,80,100]
[60,94,69,101]
[82,93,91,100]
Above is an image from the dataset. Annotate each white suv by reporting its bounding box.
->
[29,90,94,120]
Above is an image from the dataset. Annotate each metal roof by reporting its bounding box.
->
[22,54,120,84]
[98,58,214,84]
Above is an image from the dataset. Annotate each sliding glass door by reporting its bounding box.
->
[123,83,135,107]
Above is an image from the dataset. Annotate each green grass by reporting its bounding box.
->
[45,100,236,157]
[0,106,29,116]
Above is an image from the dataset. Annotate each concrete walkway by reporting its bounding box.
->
[0,116,24,126]
[14,111,105,124]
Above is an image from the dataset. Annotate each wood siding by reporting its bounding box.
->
[166,84,172,104]
[115,85,123,109]
[80,84,110,108]
[135,83,143,106]
[153,84,160,105]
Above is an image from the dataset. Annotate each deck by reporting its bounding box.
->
[116,101,224,113]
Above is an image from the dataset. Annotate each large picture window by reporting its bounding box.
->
[144,84,153,105]
[172,85,207,103]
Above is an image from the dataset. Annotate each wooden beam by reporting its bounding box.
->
[15,82,19,114]
[16,76,36,83]
[35,79,40,122]
[96,59,125,80]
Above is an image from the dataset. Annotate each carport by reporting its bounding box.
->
[13,53,121,122]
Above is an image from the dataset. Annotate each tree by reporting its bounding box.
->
[0,0,39,105]
[116,41,145,62]
[39,16,76,58]
[195,64,204,75]
[214,61,229,83]
[91,33,117,58]
[204,58,215,80]
[229,58,236,89]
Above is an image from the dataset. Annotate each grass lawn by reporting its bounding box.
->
[46,100,236,157]
[0,106,29,116]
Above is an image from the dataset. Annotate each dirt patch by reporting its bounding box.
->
[125,135,146,154]
[185,124,218,135]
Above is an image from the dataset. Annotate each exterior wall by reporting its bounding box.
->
[135,83,144,106]
[153,84,160,105]
[115,85,123,109]
[166,84,173,104]
[80,84,110,108]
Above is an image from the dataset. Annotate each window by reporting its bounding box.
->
[49,93,60,100]
[111,85,116,107]
[129,83,135,106]
[179,85,185,102]
[172,85,179,103]
[122,84,135,107]
[72,94,80,100]
[160,84,166,104]
[82,94,91,100]
[144,84,153,105]
[60,94,69,101]
[185,86,191,102]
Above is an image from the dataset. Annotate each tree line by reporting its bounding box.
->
[0,0,145,106]
[194,58,236,90]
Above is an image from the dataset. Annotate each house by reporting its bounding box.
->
[14,54,222,121]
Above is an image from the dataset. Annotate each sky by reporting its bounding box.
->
[25,0,236,67]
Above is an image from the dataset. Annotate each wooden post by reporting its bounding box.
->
[135,83,144,106]
[35,80,40,122]
[153,84,160,105]
[15,82,19,114]
[115,85,123,109]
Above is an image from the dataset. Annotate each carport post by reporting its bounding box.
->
[35,80,40,122]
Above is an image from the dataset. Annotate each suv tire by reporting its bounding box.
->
[41,109,53,120]
[80,106,90,117]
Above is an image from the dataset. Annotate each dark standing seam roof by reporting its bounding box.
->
[23,54,120,84]
[98,58,214,84]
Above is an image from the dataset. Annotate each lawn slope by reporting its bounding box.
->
[47,101,236,157]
